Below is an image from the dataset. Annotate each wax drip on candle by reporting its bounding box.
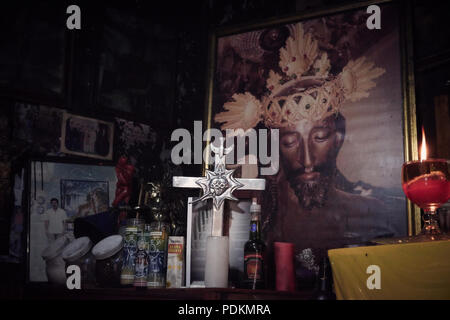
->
[420,126,427,161]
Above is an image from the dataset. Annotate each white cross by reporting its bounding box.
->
[173,138,266,236]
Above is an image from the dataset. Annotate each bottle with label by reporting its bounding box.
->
[242,198,266,289]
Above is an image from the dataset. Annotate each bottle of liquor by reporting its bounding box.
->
[314,257,336,300]
[242,198,266,289]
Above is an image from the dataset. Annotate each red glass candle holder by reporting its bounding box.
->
[402,159,450,236]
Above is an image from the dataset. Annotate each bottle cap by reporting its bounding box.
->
[250,197,261,213]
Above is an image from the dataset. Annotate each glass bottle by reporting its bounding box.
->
[242,198,266,289]
[92,235,124,288]
[133,224,151,288]
[143,182,169,288]
[117,206,134,237]
[120,218,144,286]
[62,236,96,288]
[314,257,336,300]
[147,215,170,288]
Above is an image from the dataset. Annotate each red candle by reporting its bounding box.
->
[403,171,449,209]
[274,242,296,292]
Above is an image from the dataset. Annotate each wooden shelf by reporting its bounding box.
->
[23,284,314,300]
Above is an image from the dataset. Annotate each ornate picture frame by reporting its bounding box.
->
[204,0,420,283]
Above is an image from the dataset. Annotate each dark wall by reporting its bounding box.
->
[0,0,210,255]
[412,0,450,158]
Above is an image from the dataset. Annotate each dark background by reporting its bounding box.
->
[0,0,449,297]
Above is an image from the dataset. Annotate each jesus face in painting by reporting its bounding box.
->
[279,113,345,210]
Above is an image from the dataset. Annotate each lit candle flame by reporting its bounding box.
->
[420,126,427,161]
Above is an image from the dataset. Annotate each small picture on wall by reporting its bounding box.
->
[60,179,110,219]
[60,112,114,160]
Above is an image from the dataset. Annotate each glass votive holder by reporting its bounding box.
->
[92,235,124,288]
[62,236,96,288]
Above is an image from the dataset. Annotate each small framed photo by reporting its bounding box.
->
[60,112,114,160]
[27,158,117,283]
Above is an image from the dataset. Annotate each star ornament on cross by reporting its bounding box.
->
[193,140,244,209]
[194,169,243,209]
[172,137,266,237]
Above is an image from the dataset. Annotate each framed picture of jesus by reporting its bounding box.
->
[205,0,419,288]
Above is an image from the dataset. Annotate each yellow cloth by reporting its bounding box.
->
[328,240,450,300]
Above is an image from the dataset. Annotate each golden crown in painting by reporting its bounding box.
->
[215,23,386,130]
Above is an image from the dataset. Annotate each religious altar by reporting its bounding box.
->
[328,239,450,300]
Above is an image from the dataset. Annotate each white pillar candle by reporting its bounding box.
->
[204,236,229,288]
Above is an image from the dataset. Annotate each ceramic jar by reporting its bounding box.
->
[41,236,70,285]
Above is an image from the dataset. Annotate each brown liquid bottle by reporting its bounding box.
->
[242,198,266,290]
